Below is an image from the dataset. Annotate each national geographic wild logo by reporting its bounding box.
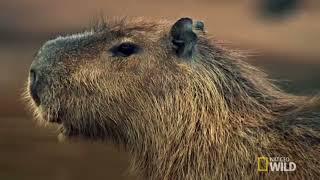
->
[257,156,296,172]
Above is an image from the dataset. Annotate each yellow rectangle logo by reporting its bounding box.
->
[257,157,269,172]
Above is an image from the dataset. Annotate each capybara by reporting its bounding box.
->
[25,17,320,180]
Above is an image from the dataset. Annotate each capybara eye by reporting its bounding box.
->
[110,42,140,57]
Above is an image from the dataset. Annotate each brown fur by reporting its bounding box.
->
[25,17,320,180]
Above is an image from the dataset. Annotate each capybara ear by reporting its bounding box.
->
[194,20,204,31]
[170,17,198,59]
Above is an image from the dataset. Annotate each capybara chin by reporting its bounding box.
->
[25,17,320,179]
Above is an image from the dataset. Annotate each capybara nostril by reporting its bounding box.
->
[30,69,37,86]
[29,69,41,106]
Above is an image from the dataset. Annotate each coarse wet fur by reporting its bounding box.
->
[25,17,320,180]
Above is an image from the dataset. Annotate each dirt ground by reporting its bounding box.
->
[0,1,319,179]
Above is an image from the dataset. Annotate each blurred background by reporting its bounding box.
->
[0,0,319,179]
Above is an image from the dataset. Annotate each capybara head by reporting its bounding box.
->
[26,17,320,179]
[27,17,223,140]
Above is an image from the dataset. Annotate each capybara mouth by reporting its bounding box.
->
[49,116,62,124]
[43,113,62,124]
[58,125,91,139]
[37,106,63,124]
